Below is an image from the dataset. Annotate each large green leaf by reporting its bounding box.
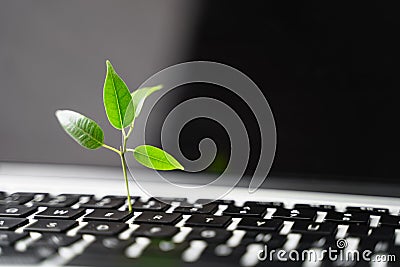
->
[55,110,104,149]
[133,145,184,170]
[103,60,134,129]
[131,85,162,118]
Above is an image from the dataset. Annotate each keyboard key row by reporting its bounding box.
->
[1,191,398,214]
[0,193,86,207]
[3,205,399,235]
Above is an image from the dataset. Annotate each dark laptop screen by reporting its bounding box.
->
[174,1,400,180]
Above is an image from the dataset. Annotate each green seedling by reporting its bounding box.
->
[55,60,184,212]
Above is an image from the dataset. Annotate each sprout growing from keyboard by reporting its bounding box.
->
[55,60,184,213]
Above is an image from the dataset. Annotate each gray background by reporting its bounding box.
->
[0,0,200,166]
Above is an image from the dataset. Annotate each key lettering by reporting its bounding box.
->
[53,210,69,215]
[201,230,216,238]
[96,224,110,231]
[150,227,162,233]
[5,208,18,213]
[153,215,163,220]
[256,221,266,226]
[205,218,214,223]
[46,222,58,228]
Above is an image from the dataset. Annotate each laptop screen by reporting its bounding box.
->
[175,2,400,182]
[0,1,399,183]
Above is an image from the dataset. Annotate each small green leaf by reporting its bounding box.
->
[103,60,134,129]
[55,110,104,149]
[131,85,162,118]
[133,145,184,170]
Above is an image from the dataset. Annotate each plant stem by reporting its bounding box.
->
[120,125,134,213]
[120,151,132,212]
[102,144,120,154]
[102,141,132,212]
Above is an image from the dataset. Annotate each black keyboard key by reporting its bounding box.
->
[185,214,232,228]
[137,241,190,266]
[346,206,389,215]
[187,228,232,243]
[196,199,235,205]
[291,221,337,235]
[358,237,380,251]
[24,219,78,233]
[132,199,170,211]
[237,218,283,231]
[26,245,57,261]
[370,225,395,240]
[66,254,134,267]
[0,231,29,245]
[0,247,51,265]
[0,192,44,205]
[294,204,335,211]
[132,224,179,238]
[134,211,182,225]
[244,201,284,208]
[262,234,287,249]
[380,214,400,227]
[150,197,188,205]
[140,240,190,259]
[299,234,336,250]
[0,205,37,217]
[324,211,370,224]
[35,207,85,220]
[174,203,218,214]
[78,221,128,235]
[83,209,133,222]
[272,208,317,221]
[80,195,127,209]
[223,205,268,217]
[84,237,134,254]
[241,232,286,248]
[346,224,369,237]
[198,244,247,265]
[0,217,28,230]
[33,233,81,248]
[33,194,81,207]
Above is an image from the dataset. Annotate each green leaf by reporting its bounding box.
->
[133,145,184,170]
[131,85,162,118]
[103,60,134,129]
[55,110,104,149]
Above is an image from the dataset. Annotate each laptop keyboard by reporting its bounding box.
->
[0,191,399,266]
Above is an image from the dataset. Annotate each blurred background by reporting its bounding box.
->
[1,1,399,181]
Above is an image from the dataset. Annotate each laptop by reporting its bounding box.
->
[1,1,399,266]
